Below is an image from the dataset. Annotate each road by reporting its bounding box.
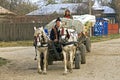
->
[0,38,120,80]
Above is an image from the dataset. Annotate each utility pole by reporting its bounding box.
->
[89,0,92,37]
[89,0,92,15]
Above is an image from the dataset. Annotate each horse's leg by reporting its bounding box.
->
[37,52,42,74]
[69,50,73,73]
[43,48,47,74]
[63,49,68,75]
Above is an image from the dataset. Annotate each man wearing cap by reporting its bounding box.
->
[50,17,62,59]
[50,17,61,41]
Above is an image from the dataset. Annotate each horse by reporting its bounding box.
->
[33,27,50,74]
[60,27,78,75]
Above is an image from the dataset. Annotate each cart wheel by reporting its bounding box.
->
[85,37,91,52]
[75,51,80,69]
[79,44,86,64]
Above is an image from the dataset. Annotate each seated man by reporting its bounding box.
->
[50,17,62,59]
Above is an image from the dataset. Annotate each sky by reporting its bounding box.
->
[30,0,39,3]
[30,0,112,3]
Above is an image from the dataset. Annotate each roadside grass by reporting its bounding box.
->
[0,57,9,66]
[0,40,33,47]
[91,34,120,43]
[0,34,120,47]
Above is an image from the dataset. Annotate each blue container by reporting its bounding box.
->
[94,21,104,36]
[103,21,108,35]
[93,18,108,36]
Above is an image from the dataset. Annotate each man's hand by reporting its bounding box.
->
[54,39,58,42]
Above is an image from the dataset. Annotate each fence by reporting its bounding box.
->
[108,23,119,34]
[0,23,46,41]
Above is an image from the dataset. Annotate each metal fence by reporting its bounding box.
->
[0,23,46,41]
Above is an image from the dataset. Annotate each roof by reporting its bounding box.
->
[26,3,88,15]
[0,6,16,15]
[92,0,115,14]
[102,6,115,14]
[92,0,103,10]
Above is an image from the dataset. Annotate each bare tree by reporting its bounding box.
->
[111,0,120,25]
[0,0,38,15]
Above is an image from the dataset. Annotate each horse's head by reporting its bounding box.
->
[60,27,78,42]
[34,27,47,47]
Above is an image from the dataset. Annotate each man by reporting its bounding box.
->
[50,17,62,59]
[50,17,61,41]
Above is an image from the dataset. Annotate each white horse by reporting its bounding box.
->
[60,27,78,75]
[34,27,50,74]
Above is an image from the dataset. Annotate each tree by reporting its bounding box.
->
[0,0,10,10]
[0,0,38,15]
[111,0,120,23]
[47,0,56,4]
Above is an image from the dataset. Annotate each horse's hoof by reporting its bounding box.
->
[43,72,47,75]
[63,72,67,75]
[69,70,73,73]
[38,71,42,74]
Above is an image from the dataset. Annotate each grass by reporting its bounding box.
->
[0,34,120,47]
[0,40,33,47]
[0,57,9,66]
[91,34,120,43]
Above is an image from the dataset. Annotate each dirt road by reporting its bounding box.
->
[0,38,120,80]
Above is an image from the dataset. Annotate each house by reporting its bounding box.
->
[0,6,16,23]
[92,0,118,35]
[92,0,116,24]
[26,3,88,16]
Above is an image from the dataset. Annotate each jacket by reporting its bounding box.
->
[50,25,60,41]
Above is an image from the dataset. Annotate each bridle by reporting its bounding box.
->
[60,28,78,46]
[33,30,48,60]
[34,31,48,47]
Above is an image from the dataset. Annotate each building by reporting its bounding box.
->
[26,3,88,16]
[92,0,116,24]
[0,6,16,23]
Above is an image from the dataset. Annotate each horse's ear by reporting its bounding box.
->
[41,26,44,29]
[34,27,36,30]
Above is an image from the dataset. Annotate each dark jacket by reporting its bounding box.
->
[50,25,60,41]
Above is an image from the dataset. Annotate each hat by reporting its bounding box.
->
[65,9,70,12]
[56,17,61,22]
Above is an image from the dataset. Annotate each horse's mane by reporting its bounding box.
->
[60,27,78,42]
[34,27,50,43]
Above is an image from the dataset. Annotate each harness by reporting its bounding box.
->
[33,30,49,60]
[60,28,79,46]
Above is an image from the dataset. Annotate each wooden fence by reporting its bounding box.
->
[0,23,47,41]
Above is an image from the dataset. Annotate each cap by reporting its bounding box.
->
[56,17,61,22]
